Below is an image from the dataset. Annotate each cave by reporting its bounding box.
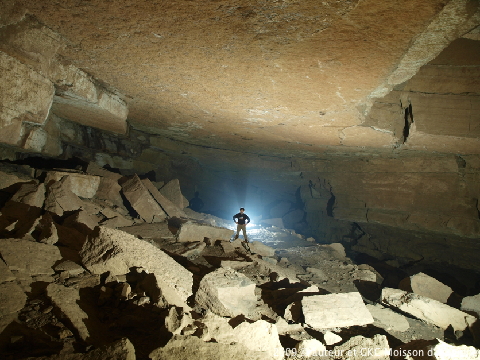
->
[1,0,480,359]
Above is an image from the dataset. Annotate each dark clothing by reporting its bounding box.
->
[233,212,250,225]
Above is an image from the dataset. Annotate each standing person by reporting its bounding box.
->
[233,207,250,242]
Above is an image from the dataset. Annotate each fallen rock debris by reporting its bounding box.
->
[0,160,478,359]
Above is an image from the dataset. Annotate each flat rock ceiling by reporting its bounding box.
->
[17,0,480,155]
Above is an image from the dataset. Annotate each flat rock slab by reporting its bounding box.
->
[159,179,188,209]
[333,334,390,360]
[0,238,62,277]
[195,267,257,317]
[381,287,476,332]
[302,292,374,329]
[461,293,480,318]
[366,303,410,332]
[142,178,186,218]
[399,272,453,303]
[121,174,166,223]
[44,176,86,216]
[431,339,480,360]
[176,220,233,242]
[198,312,282,356]
[0,282,27,332]
[44,171,100,198]
[249,241,276,257]
[150,335,274,360]
[10,182,45,208]
[0,258,16,282]
[80,226,192,307]
[46,283,91,342]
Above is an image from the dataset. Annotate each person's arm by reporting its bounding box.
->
[245,215,250,224]
[233,214,238,224]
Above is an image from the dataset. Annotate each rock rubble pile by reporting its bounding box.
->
[0,160,479,360]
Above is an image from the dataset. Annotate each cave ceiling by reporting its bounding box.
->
[11,0,480,157]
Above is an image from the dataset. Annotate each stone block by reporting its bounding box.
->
[253,258,300,284]
[150,335,273,360]
[95,177,124,206]
[10,182,45,208]
[0,282,27,333]
[366,303,410,332]
[35,213,59,245]
[295,339,327,358]
[86,162,123,181]
[0,52,54,146]
[63,209,99,231]
[0,238,62,277]
[333,334,390,360]
[0,200,43,238]
[44,171,100,199]
[0,259,16,282]
[80,226,192,307]
[302,292,374,330]
[325,242,346,258]
[430,339,480,360]
[461,293,480,318]
[399,272,453,303]
[121,175,166,223]
[53,260,85,277]
[142,178,186,218]
[218,240,235,254]
[46,283,91,342]
[324,331,342,345]
[159,179,188,209]
[44,176,85,216]
[51,64,128,134]
[165,306,193,335]
[0,170,31,191]
[198,312,283,358]
[176,220,233,243]
[381,287,476,332]
[249,241,275,257]
[195,267,257,317]
[101,215,135,229]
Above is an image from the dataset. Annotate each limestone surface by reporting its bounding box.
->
[249,241,276,257]
[302,292,374,329]
[150,335,273,360]
[0,282,27,332]
[333,334,390,360]
[80,226,193,307]
[0,238,62,277]
[381,287,476,332]
[142,178,186,218]
[44,176,86,216]
[10,182,45,208]
[461,293,480,318]
[44,171,100,199]
[46,283,91,342]
[176,220,233,243]
[158,179,189,209]
[366,303,410,332]
[195,267,257,317]
[399,272,453,303]
[121,175,166,223]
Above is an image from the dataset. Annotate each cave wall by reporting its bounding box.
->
[1,10,480,272]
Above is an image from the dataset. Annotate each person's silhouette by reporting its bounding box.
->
[189,191,204,212]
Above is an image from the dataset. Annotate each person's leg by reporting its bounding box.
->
[241,224,248,242]
[235,224,241,239]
